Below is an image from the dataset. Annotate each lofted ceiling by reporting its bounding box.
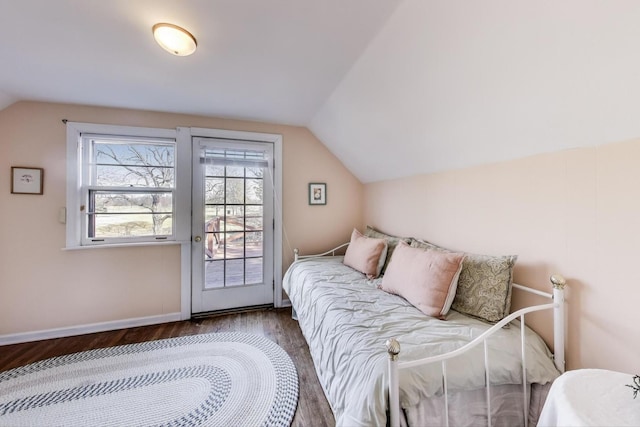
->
[3,1,640,183]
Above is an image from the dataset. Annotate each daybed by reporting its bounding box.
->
[283,227,566,427]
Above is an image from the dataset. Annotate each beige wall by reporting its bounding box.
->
[364,139,640,373]
[0,101,362,336]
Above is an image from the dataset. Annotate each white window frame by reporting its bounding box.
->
[66,122,190,249]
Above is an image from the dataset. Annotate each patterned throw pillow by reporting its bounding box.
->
[364,226,411,275]
[410,239,517,323]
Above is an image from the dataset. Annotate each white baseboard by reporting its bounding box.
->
[0,313,183,346]
[281,299,292,308]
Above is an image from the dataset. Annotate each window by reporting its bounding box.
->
[66,123,182,247]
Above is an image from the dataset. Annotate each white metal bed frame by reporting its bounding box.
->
[387,274,566,427]
[292,244,567,427]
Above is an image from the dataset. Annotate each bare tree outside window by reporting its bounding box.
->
[89,140,175,238]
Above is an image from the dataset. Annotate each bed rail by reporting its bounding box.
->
[387,274,567,427]
[293,242,350,262]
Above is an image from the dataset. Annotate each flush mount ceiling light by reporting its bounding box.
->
[152,23,197,56]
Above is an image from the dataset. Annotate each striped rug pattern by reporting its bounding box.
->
[0,332,298,426]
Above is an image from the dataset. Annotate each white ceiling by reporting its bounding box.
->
[0,0,401,124]
[4,1,640,183]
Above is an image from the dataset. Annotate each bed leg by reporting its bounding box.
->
[387,338,401,427]
[550,274,566,373]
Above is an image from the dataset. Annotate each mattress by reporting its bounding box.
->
[283,256,560,426]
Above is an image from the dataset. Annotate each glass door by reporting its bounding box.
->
[191,137,274,313]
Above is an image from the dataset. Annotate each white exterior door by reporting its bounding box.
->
[191,137,274,313]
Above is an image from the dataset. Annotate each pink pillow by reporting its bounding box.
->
[343,229,388,279]
[379,241,465,319]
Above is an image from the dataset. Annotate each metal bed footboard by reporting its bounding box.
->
[387,275,567,427]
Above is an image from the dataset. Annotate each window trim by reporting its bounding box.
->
[66,122,189,248]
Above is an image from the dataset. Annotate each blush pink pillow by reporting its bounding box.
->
[379,241,465,319]
[343,229,388,279]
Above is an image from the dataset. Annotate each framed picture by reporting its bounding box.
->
[309,182,326,205]
[11,167,44,195]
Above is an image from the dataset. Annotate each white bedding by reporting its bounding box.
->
[283,257,560,426]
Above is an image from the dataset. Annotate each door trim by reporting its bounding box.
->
[181,127,283,318]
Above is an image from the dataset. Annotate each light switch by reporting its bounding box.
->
[58,207,66,224]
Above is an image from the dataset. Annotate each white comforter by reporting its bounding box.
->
[283,257,560,427]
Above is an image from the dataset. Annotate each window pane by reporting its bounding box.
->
[246,179,263,204]
[93,142,174,167]
[95,165,174,187]
[89,213,173,238]
[226,178,244,204]
[93,192,172,213]
[92,141,175,189]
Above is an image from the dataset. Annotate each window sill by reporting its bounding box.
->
[63,241,189,251]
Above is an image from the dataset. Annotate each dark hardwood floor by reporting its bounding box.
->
[0,308,335,427]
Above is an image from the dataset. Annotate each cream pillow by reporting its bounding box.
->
[343,229,388,279]
[379,241,465,319]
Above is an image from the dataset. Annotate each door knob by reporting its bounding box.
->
[194,236,202,242]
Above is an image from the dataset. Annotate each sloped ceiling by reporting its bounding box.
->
[311,0,640,182]
[3,1,640,183]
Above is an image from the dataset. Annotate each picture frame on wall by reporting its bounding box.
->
[11,167,44,195]
[309,182,326,205]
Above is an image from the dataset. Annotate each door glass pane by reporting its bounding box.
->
[225,207,244,231]
[246,206,263,230]
[246,179,263,204]
[205,260,224,288]
[225,178,244,204]
[205,178,224,204]
[246,167,263,178]
[226,166,244,177]
[246,258,263,285]
[205,164,224,177]
[202,147,267,290]
[246,231,263,257]
[225,259,244,286]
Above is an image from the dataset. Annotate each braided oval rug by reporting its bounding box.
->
[0,332,298,427]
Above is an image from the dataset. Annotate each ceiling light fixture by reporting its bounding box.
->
[152,23,197,56]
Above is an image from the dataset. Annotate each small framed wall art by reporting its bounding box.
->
[309,182,326,205]
[11,167,44,195]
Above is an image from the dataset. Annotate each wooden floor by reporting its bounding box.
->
[0,308,335,427]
